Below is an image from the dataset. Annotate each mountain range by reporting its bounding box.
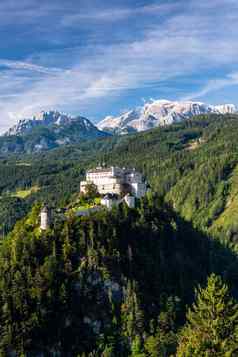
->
[4,110,105,137]
[1,111,238,354]
[0,100,237,153]
[0,111,109,154]
[97,100,237,133]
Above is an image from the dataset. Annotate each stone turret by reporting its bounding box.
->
[124,194,135,208]
[40,205,51,231]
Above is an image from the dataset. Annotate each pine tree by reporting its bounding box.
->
[177,273,238,356]
[130,335,146,357]
[121,281,144,343]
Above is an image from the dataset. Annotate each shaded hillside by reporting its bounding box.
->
[1,197,238,355]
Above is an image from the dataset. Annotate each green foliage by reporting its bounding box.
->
[1,114,238,354]
[83,183,99,201]
[0,197,237,355]
[0,196,28,237]
[130,335,146,357]
[144,296,179,357]
[177,274,238,356]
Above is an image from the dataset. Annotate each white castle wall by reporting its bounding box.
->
[81,166,147,198]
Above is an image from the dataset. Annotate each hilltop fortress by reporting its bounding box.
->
[80,166,147,198]
[40,166,148,230]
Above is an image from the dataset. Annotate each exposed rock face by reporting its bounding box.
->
[5,111,101,137]
[97,100,237,133]
[98,109,140,134]
[1,111,109,153]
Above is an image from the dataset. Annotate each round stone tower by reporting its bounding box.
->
[40,205,51,231]
[124,194,135,208]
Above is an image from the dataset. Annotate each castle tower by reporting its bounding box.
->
[40,205,51,231]
[124,194,135,208]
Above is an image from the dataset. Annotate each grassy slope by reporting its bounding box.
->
[11,186,40,198]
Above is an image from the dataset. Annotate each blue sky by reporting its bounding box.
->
[0,0,238,132]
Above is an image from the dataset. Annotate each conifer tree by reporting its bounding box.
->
[130,335,146,357]
[121,281,145,343]
[177,273,238,356]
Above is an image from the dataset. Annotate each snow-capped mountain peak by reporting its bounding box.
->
[2,110,110,153]
[4,110,97,136]
[213,104,237,114]
[97,109,140,132]
[97,100,238,134]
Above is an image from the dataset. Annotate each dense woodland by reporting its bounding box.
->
[1,114,238,355]
[1,196,238,355]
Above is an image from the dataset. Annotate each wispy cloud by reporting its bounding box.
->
[0,0,238,133]
[183,72,238,101]
[0,0,60,25]
[62,3,177,25]
[0,59,61,74]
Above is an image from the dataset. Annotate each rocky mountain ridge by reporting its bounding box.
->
[97,100,237,133]
[1,101,237,153]
[0,111,109,154]
[4,110,98,137]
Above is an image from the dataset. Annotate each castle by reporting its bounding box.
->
[40,166,148,230]
[80,166,147,198]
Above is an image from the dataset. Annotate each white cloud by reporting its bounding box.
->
[183,72,238,101]
[1,0,238,133]
[0,59,61,74]
[62,3,177,25]
[0,0,59,25]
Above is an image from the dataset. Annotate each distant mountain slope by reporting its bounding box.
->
[98,113,238,242]
[2,113,238,244]
[0,111,109,153]
[2,114,238,355]
[97,100,237,133]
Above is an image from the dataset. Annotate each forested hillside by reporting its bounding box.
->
[101,113,238,243]
[1,113,238,243]
[1,114,238,355]
[1,196,238,355]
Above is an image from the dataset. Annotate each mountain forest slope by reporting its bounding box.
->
[1,113,238,354]
[1,197,238,355]
[1,113,238,243]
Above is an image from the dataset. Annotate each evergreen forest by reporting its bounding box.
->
[1,114,238,355]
